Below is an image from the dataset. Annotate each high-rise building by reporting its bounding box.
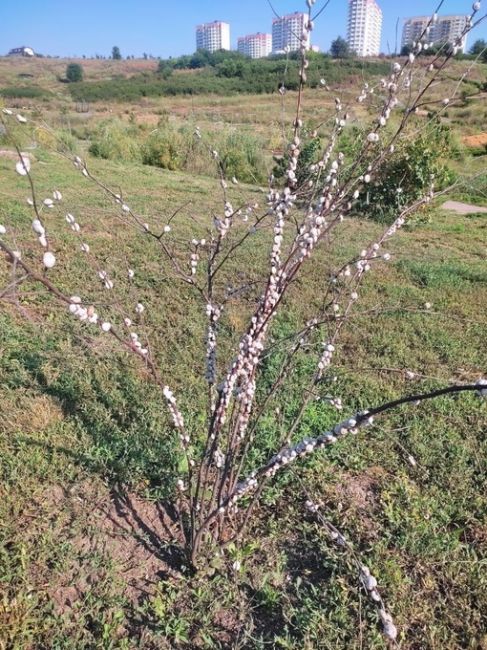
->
[401,17,430,49]
[195,21,230,53]
[347,0,383,57]
[272,13,310,54]
[402,15,469,53]
[237,33,272,59]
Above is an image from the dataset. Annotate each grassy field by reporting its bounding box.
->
[0,56,486,136]
[1,55,487,649]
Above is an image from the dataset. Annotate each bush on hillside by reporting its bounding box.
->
[217,131,268,184]
[142,126,267,182]
[66,63,84,83]
[141,126,189,171]
[88,119,268,182]
[88,120,142,162]
[355,123,457,223]
[274,122,457,223]
[0,86,48,99]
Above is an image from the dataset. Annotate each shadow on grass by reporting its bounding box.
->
[9,347,191,583]
[17,347,180,498]
[4,339,345,644]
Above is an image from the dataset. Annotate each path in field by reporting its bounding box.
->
[443,200,487,215]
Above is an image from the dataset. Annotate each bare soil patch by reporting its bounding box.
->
[330,467,386,540]
[28,481,183,614]
[463,132,487,148]
[0,150,33,161]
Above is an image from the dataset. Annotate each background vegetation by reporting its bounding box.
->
[66,53,390,101]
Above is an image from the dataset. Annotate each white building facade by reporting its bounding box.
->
[237,33,272,59]
[402,15,469,53]
[7,46,35,57]
[195,21,230,53]
[272,13,310,54]
[347,0,383,57]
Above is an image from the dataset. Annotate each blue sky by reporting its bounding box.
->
[0,0,485,58]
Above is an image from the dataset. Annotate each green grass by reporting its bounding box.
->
[1,83,487,648]
[0,85,50,99]
[397,259,487,288]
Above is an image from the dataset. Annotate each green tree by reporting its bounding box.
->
[189,49,212,69]
[66,63,83,82]
[112,46,122,60]
[470,39,487,56]
[330,36,350,59]
[216,59,245,78]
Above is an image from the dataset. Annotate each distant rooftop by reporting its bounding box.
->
[195,21,229,29]
[7,46,35,57]
[272,12,307,23]
[404,14,469,21]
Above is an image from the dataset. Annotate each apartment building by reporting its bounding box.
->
[195,21,230,53]
[402,15,469,53]
[237,33,272,58]
[272,12,310,54]
[347,0,383,57]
